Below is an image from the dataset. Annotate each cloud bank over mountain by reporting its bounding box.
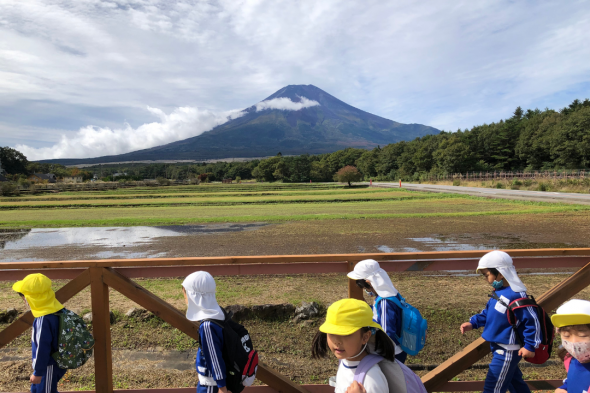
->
[17,97,320,160]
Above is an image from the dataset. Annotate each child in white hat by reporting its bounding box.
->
[551,299,590,393]
[182,271,227,393]
[347,259,407,363]
[460,250,541,393]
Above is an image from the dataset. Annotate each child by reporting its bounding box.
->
[348,259,407,363]
[460,250,541,393]
[12,273,66,393]
[311,298,396,393]
[182,271,228,393]
[551,299,590,393]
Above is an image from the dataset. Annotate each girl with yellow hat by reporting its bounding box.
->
[311,299,395,393]
[13,273,66,393]
[551,299,590,393]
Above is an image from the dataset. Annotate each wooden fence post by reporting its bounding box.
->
[90,267,113,393]
[348,261,364,300]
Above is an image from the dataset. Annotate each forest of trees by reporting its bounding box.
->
[2,98,589,183]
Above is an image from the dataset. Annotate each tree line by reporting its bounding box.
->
[2,98,589,183]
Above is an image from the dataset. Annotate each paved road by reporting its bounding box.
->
[370,182,590,205]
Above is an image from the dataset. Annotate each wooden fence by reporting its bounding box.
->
[425,170,588,182]
[1,249,590,393]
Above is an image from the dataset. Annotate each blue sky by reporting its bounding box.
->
[1,0,589,160]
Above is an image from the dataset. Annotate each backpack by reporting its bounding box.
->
[381,294,427,356]
[490,292,554,364]
[202,309,258,393]
[354,354,427,393]
[51,308,95,369]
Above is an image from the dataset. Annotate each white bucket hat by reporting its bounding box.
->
[347,259,399,297]
[476,251,527,292]
[182,271,224,321]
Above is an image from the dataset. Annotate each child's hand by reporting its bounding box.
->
[518,348,534,358]
[30,374,42,384]
[346,381,366,393]
[219,387,228,393]
[460,322,473,334]
[554,388,567,393]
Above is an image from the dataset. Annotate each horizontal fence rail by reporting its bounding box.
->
[424,170,588,182]
[1,249,589,393]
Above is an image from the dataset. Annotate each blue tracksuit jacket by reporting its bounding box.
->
[469,286,541,352]
[197,320,226,388]
[32,314,62,376]
[561,357,590,393]
[373,296,403,346]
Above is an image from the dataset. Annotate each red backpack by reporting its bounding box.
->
[491,292,554,364]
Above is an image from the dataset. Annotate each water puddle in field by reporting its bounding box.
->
[376,234,578,254]
[0,223,268,261]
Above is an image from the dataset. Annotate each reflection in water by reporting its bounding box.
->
[0,229,32,249]
[0,223,268,261]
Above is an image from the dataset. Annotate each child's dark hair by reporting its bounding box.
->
[17,292,24,298]
[311,327,396,361]
[487,268,500,277]
[355,280,371,289]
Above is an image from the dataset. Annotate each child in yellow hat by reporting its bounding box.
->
[311,299,395,393]
[551,299,590,393]
[13,273,66,393]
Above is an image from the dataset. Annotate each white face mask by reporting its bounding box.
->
[562,340,590,363]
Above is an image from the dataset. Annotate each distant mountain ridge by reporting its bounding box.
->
[41,85,440,165]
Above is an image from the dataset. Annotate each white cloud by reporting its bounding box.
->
[14,96,318,160]
[255,97,319,112]
[16,106,246,160]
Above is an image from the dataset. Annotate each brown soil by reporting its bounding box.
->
[1,212,590,262]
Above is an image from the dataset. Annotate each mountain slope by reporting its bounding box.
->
[43,85,439,164]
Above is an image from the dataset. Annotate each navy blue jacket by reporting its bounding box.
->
[197,320,227,388]
[561,357,590,393]
[32,314,62,376]
[373,296,403,346]
[469,286,541,352]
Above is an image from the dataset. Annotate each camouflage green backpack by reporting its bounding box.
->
[51,308,95,369]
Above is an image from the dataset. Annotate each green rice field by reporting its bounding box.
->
[1,183,589,228]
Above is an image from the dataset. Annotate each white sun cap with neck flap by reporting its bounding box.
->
[476,250,527,292]
[347,259,399,297]
[182,271,224,322]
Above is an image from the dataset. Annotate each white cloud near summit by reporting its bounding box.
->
[1,0,589,159]
[255,97,319,112]
[16,97,317,160]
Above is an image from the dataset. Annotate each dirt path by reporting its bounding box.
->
[372,182,590,205]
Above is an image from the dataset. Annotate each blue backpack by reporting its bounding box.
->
[377,294,427,356]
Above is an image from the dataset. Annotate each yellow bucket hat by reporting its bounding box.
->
[12,274,63,318]
[551,299,590,328]
[319,298,383,336]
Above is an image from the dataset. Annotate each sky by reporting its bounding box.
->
[1,0,589,160]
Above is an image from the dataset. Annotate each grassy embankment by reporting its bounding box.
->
[2,273,589,391]
[1,183,590,228]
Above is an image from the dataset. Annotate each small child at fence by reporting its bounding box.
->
[12,273,66,393]
[348,259,408,363]
[551,299,590,393]
[460,250,541,393]
[312,298,427,393]
[182,271,228,393]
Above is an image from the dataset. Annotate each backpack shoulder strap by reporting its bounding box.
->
[564,354,572,372]
[354,354,383,384]
[508,297,536,310]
